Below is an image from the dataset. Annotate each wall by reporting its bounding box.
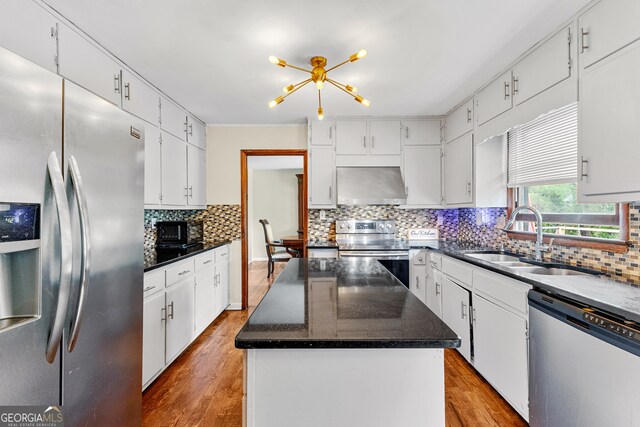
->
[206,125,308,306]
[251,169,302,262]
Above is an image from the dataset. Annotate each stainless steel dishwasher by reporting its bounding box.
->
[528,289,640,427]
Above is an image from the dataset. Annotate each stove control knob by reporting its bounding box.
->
[347,224,352,229]
[386,224,392,229]
[340,224,345,229]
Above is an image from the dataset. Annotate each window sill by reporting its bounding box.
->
[505,230,630,254]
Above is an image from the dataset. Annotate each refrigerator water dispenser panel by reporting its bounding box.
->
[0,202,40,332]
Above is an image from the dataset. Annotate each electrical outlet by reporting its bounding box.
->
[319,210,326,220]
[437,213,444,226]
[476,210,483,226]
[496,215,506,229]
[151,218,157,228]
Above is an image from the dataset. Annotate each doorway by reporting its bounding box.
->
[240,149,307,309]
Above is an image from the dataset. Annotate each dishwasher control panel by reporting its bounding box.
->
[583,311,640,344]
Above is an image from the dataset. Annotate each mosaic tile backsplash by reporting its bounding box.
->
[144,205,241,248]
[309,203,640,286]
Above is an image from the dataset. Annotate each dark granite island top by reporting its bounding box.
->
[235,257,461,349]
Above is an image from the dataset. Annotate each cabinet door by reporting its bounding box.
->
[579,40,640,202]
[402,119,441,146]
[142,291,166,386]
[187,145,206,207]
[165,277,195,363]
[57,24,122,106]
[122,69,160,126]
[194,267,216,336]
[161,132,188,206]
[0,0,58,73]
[215,249,230,315]
[445,99,474,142]
[444,133,473,205]
[512,26,572,107]
[144,125,162,205]
[403,146,441,206]
[426,270,443,319]
[310,119,334,146]
[473,296,529,419]
[410,265,427,304]
[309,147,335,208]
[187,116,206,149]
[441,276,471,362]
[476,70,512,126]
[335,119,367,155]
[579,0,640,70]
[369,119,401,155]
[160,96,187,141]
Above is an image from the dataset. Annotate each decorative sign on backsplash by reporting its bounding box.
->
[408,228,439,240]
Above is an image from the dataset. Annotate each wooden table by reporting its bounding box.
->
[281,235,304,257]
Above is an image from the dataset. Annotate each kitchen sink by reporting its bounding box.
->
[466,253,521,262]
[507,266,592,276]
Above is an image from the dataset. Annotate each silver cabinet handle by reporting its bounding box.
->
[114,73,121,94]
[67,156,92,353]
[203,259,213,265]
[372,136,375,148]
[168,302,174,319]
[405,186,409,198]
[178,270,190,276]
[461,302,468,319]
[329,185,332,199]
[45,152,73,363]
[435,282,441,295]
[363,135,366,147]
[161,307,166,321]
[512,77,519,95]
[418,257,423,262]
[415,276,420,289]
[471,308,477,324]
[580,28,589,53]
[329,126,332,139]
[184,118,188,133]
[184,187,188,197]
[466,108,472,123]
[580,156,589,180]
[189,186,193,198]
[144,286,156,292]
[220,252,228,257]
[124,82,131,100]
[189,123,193,136]
[466,181,472,195]
[405,126,409,139]
[504,81,510,99]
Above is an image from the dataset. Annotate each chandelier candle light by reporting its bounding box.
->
[268,49,370,120]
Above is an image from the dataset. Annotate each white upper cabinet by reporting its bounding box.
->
[445,99,474,143]
[187,145,207,207]
[187,116,206,149]
[512,25,572,107]
[402,119,441,146]
[578,39,640,202]
[335,119,368,155]
[309,146,336,208]
[0,1,58,73]
[161,132,188,206]
[121,69,160,126]
[161,96,187,141]
[476,70,512,126]
[57,24,122,106]
[474,135,507,208]
[403,146,441,207]
[144,125,162,206]
[309,119,335,146]
[369,119,402,155]
[444,133,474,206]
[579,0,640,70]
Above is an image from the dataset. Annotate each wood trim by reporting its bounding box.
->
[240,149,308,310]
[506,230,630,253]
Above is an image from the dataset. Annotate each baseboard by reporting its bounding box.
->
[226,303,243,310]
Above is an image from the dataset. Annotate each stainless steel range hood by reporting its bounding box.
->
[337,167,407,205]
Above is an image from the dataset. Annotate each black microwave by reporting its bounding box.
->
[156,221,202,247]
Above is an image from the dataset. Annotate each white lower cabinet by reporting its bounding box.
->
[142,291,166,386]
[165,276,195,363]
[409,250,428,303]
[194,267,216,336]
[214,246,230,316]
[441,276,472,362]
[426,270,443,319]
[472,295,529,421]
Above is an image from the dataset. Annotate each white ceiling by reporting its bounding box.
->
[248,155,303,170]
[44,0,590,125]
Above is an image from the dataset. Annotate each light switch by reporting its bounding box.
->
[319,210,326,220]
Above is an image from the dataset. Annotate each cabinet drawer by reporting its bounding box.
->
[143,270,165,296]
[194,251,215,272]
[429,252,442,270]
[165,259,195,286]
[215,244,230,262]
[412,250,427,265]
[473,269,531,314]
[442,257,472,288]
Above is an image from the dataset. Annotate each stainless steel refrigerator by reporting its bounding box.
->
[0,46,144,425]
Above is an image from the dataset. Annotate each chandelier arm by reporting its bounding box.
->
[327,79,357,99]
[285,63,313,73]
[325,58,351,73]
[318,89,322,108]
[326,77,348,89]
[281,79,312,99]
[293,78,312,88]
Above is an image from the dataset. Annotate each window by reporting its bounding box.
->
[507,103,628,245]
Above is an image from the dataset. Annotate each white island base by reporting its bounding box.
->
[243,348,445,427]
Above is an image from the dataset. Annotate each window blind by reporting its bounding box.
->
[507,102,578,187]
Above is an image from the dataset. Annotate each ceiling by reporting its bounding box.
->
[44,0,590,125]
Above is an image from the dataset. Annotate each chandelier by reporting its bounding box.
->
[267,49,370,120]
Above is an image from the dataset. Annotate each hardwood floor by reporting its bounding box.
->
[142,261,527,426]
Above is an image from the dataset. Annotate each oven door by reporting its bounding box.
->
[339,251,410,288]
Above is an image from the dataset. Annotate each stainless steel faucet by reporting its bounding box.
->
[503,205,550,261]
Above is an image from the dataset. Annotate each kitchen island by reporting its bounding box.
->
[235,257,460,427]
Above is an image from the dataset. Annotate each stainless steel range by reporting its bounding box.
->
[336,219,409,287]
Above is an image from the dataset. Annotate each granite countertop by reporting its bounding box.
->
[144,240,231,272]
[409,240,640,324]
[235,258,461,349]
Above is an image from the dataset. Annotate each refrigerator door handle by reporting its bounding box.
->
[45,152,74,364]
[67,156,91,353]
